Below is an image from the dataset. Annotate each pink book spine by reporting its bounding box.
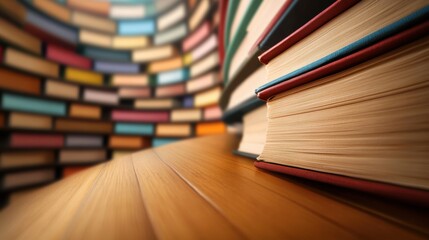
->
[46,44,92,69]
[182,22,210,52]
[204,106,222,120]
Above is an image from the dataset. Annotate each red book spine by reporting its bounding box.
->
[24,24,76,51]
[111,110,170,122]
[249,0,293,55]
[11,133,64,148]
[0,45,3,63]
[257,21,429,101]
[255,161,429,207]
[46,44,92,69]
[259,0,360,64]
[218,0,228,64]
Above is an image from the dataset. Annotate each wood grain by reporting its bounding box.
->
[0,134,426,239]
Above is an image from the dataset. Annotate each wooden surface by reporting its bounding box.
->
[0,134,428,239]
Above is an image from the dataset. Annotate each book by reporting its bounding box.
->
[203,105,222,121]
[118,18,156,35]
[9,112,52,130]
[255,26,429,205]
[134,99,178,109]
[110,74,149,87]
[65,135,104,148]
[154,23,187,45]
[69,104,101,120]
[236,105,267,158]
[55,119,113,134]
[112,36,149,49]
[45,44,92,69]
[2,169,56,189]
[155,83,185,97]
[186,72,219,93]
[45,80,79,100]
[156,68,189,85]
[83,88,119,105]
[189,0,210,31]
[156,123,192,137]
[152,138,178,147]
[171,109,201,122]
[79,29,112,48]
[0,151,55,168]
[0,68,41,95]
[93,61,140,74]
[252,0,336,54]
[157,3,186,31]
[83,46,130,62]
[182,96,194,108]
[132,45,175,62]
[217,0,228,64]
[196,121,225,136]
[109,135,150,149]
[194,87,221,107]
[185,34,217,65]
[182,21,210,52]
[9,133,64,148]
[4,48,59,78]
[111,110,169,123]
[118,87,150,98]
[31,0,71,23]
[59,149,106,164]
[0,17,41,54]
[24,23,75,51]
[71,11,116,34]
[67,0,110,16]
[114,123,154,135]
[148,56,183,73]
[2,93,66,116]
[64,67,103,86]
[189,51,218,77]
[109,4,146,19]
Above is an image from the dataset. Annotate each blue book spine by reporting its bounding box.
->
[152,138,178,147]
[115,123,154,135]
[2,93,66,116]
[118,19,156,35]
[156,68,188,85]
[183,96,193,108]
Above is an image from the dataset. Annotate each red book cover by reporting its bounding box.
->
[24,24,76,51]
[11,133,64,148]
[218,0,228,64]
[249,0,293,55]
[255,161,429,207]
[46,44,92,69]
[111,110,170,123]
[257,22,429,100]
[259,0,359,65]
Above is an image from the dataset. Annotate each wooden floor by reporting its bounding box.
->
[0,134,428,239]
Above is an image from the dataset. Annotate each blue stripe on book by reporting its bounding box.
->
[256,6,429,93]
[2,93,66,116]
[115,123,154,135]
[152,138,178,147]
[118,19,156,35]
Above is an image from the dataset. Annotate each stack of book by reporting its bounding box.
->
[220,0,429,206]
[0,0,226,196]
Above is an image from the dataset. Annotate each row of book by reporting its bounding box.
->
[220,0,429,206]
[0,0,226,196]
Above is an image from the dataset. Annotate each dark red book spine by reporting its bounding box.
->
[259,0,359,64]
[255,161,429,207]
[24,24,76,51]
[10,133,64,148]
[257,21,429,100]
[249,0,293,55]
[218,0,228,65]
[111,110,170,123]
[0,45,3,63]
[46,44,92,69]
